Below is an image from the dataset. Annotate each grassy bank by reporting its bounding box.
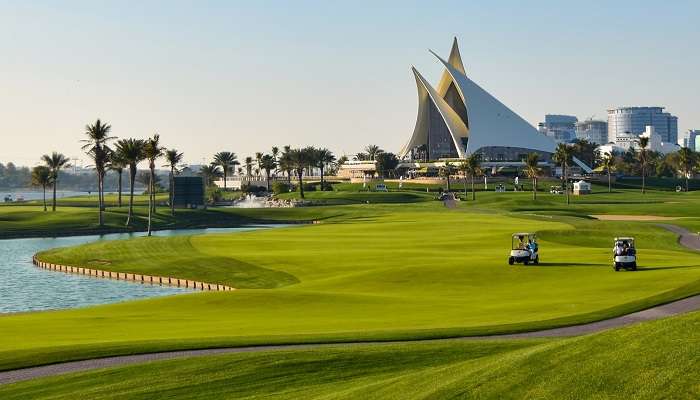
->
[1,310,698,399]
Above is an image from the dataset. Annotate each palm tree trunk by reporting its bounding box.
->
[463,177,468,199]
[320,166,325,191]
[532,177,537,200]
[147,168,154,236]
[565,165,570,205]
[297,171,305,199]
[98,174,104,226]
[686,173,690,193]
[608,170,611,193]
[118,171,123,207]
[266,171,271,191]
[642,166,646,194]
[126,167,136,226]
[471,175,475,201]
[446,175,451,192]
[52,176,57,211]
[170,167,175,216]
[42,185,47,212]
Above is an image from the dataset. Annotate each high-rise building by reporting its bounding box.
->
[679,129,700,151]
[576,119,608,145]
[607,106,678,144]
[537,115,577,143]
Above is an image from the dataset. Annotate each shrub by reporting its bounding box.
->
[241,184,266,194]
[272,182,291,195]
[302,183,316,192]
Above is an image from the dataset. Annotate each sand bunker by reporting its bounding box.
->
[592,214,680,221]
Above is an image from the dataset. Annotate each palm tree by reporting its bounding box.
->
[41,152,71,212]
[271,147,280,163]
[458,154,481,201]
[108,152,127,207]
[163,149,184,216]
[81,119,115,223]
[244,156,254,177]
[553,143,574,205]
[279,146,293,184]
[255,152,263,175]
[439,162,453,192]
[199,164,222,186]
[31,165,52,212]
[524,153,540,200]
[212,152,238,190]
[599,152,615,193]
[315,148,335,190]
[365,145,383,161]
[288,147,314,199]
[114,138,146,226]
[144,134,164,236]
[675,147,697,192]
[259,154,277,191]
[638,136,650,194]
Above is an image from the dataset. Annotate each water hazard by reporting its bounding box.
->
[0,226,271,313]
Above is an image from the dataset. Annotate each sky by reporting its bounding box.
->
[1,0,698,167]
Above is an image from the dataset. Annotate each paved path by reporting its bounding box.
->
[2,225,700,386]
[658,223,700,251]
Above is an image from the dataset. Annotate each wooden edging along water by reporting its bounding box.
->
[32,255,235,292]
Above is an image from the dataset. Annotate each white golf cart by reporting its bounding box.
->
[508,233,539,265]
[613,237,637,271]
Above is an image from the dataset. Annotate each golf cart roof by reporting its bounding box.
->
[615,237,635,241]
[512,233,535,237]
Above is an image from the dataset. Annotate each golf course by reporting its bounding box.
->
[0,184,699,398]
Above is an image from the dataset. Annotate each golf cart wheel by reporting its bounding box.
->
[614,262,620,271]
[508,257,514,265]
[534,256,539,265]
[523,259,529,266]
[631,262,637,271]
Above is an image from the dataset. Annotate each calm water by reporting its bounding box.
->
[2,190,115,202]
[0,226,272,314]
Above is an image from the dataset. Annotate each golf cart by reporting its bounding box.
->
[613,237,637,271]
[550,185,563,195]
[508,233,539,265]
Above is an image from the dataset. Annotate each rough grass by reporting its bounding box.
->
[1,311,698,399]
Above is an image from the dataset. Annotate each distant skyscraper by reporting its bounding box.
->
[680,129,700,151]
[607,107,678,144]
[538,115,578,143]
[576,119,608,145]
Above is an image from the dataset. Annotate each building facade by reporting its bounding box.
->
[607,106,678,144]
[537,115,577,143]
[680,129,700,151]
[576,119,608,145]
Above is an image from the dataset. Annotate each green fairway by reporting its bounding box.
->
[1,310,697,399]
[2,193,700,371]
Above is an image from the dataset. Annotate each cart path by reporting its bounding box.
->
[2,225,700,386]
[658,223,700,251]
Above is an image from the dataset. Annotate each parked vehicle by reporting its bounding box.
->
[508,233,539,265]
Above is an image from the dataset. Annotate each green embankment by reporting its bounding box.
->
[1,310,698,399]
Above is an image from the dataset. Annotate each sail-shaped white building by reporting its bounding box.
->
[400,38,558,163]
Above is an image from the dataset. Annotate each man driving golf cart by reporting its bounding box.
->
[613,237,637,271]
[508,233,539,265]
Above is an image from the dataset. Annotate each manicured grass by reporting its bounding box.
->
[1,199,698,371]
[1,311,698,399]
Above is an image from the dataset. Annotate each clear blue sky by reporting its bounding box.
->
[1,0,698,166]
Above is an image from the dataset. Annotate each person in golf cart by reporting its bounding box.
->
[613,237,637,270]
[509,233,539,265]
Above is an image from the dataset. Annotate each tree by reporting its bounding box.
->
[279,146,293,184]
[439,162,453,192]
[114,138,145,226]
[144,135,164,236]
[553,143,574,205]
[571,139,597,168]
[255,152,263,176]
[259,154,277,191]
[524,153,540,200]
[458,154,481,201]
[638,136,650,194]
[163,149,184,216]
[271,146,280,163]
[674,147,697,192]
[315,148,335,189]
[598,152,615,193]
[31,165,52,212]
[41,152,71,212]
[81,119,115,224]
[375,152,399,179]
[108,152,127,207]
[244,156,254,177]
[288,147,314,199]
[212,152,238,190]
[199,164,222,186]
[364,145,383,161]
